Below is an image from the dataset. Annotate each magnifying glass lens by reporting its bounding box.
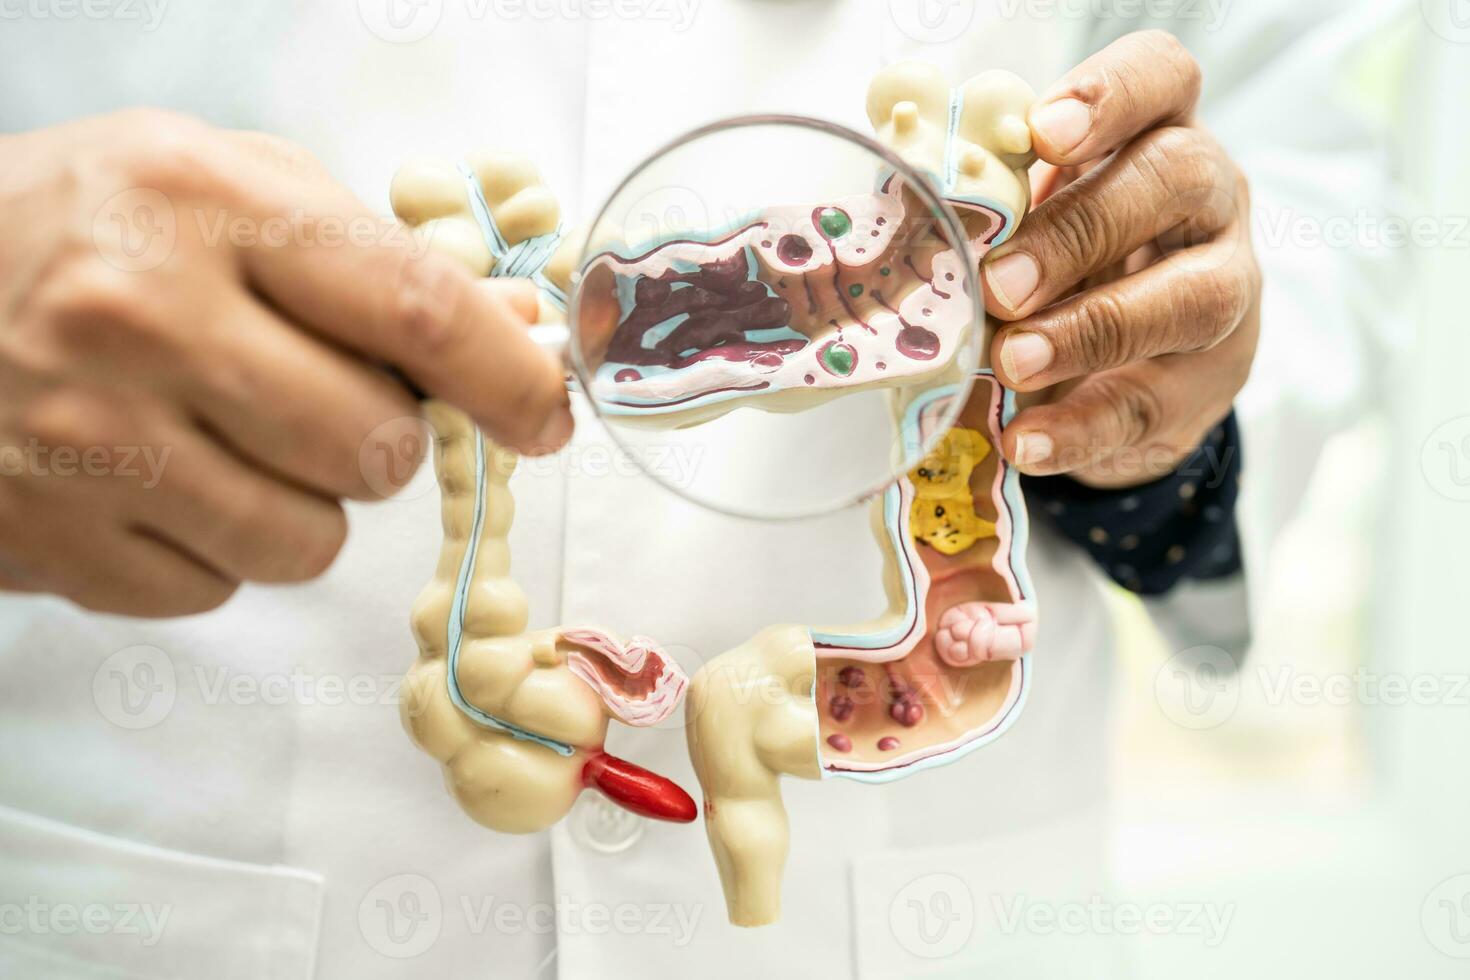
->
[568,117,986,521]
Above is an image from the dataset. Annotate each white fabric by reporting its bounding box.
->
[0,1,1389,977]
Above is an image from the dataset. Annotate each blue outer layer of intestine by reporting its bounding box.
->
[443,162,575,757]
[441,119,1036,775]
[815,370,1035,785]
[812,87,1034,785]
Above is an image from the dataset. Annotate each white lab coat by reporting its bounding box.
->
[0,2,1395,978]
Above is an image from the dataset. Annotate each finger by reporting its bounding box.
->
[79,529,240,617]
[42,521,238,618]
[1001,320,1256,483]
[130,421,349,585]
[0,546,42,593]
[219,129,336,185]
[990,229,1257,392]
[0,574,41,594]
[983,127,1236,319]
[0,473,238,616]
[241,210,573,456]
[481,277,541,321]
[1028,30,1202,167]
[175,291,422,501]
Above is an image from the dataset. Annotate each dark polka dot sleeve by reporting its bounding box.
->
[1020,412,1242,596]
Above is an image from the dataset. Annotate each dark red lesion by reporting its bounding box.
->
[601,251,798,371]
[561,636,666,701]
[814,380,1024,770]
[591,185,1007,386]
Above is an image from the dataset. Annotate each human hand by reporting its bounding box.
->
[0,109,571,615]
[983,31,1260,489]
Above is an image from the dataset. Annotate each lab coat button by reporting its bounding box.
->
[570,792,644,854]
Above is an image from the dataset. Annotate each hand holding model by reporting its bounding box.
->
[984,31,1261,487]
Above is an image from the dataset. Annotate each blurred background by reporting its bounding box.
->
[1108,9,1470,975]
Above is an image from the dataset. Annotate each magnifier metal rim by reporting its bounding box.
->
[565,112,985,523]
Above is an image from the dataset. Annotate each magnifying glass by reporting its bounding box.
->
[502,115,995,521]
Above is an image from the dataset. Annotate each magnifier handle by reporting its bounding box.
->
[527,322,571,360]
[392,321,574,401]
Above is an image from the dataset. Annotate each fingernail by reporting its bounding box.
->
[985,251,1040,311]
[1015,432,1054,466]
[1000,332,1053,383]
[529,408,574,455]
[1030,98,1092,155]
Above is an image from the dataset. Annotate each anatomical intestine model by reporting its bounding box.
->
[393,63,1039,926]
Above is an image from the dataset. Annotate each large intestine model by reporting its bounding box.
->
[392,63,1039,926]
